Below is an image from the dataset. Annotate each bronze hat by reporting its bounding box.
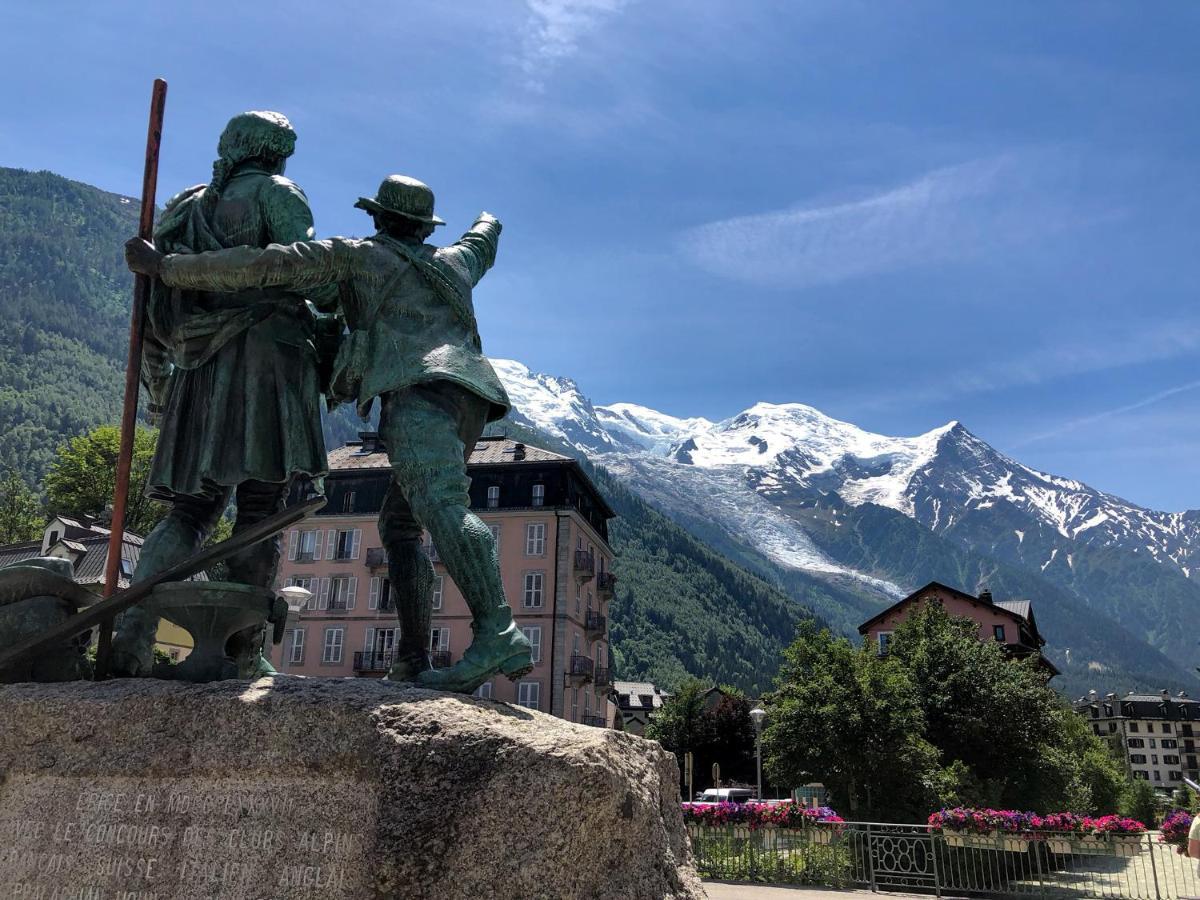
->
[355,175,446,227]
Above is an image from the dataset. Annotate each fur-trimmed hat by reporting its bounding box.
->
[216,110,297,166]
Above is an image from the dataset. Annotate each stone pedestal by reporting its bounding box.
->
[0,678,704,900]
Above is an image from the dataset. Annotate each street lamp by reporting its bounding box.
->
[276,586,312,674]
[750,705,766,800]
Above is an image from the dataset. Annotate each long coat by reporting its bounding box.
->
[155,215,510,423]
[143,168,330,500]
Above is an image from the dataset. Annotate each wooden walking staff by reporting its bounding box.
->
[94,78,168,680]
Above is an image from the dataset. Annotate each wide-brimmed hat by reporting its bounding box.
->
[355,175,445,227]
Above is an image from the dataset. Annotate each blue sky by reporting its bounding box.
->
[3,1,1199,510]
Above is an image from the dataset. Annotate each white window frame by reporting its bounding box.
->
[488,523,501,549]
[522,625,542,664]
[525,522,546,556]
[571,687,579,722]
[322,627,344,664]
[294,529,321,562]
[288,628,305,664]
[332,528,361,561]
[517,681,541,710]
[430,627,450,653]
[523,571,544,609]
[532,483,545,507]
[487,485,500,508]
[475,681,494,700]
[877,631,893,654]
[432,575,444,611]
[328,575,357,610]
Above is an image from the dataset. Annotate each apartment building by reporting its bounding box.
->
[1074,690,1200,789]
[269,433,617,725]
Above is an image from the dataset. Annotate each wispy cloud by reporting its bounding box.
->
[517,0,633,90]
[1015,379,1200,447]
[678,152,1111,289]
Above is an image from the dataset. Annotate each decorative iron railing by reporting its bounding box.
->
[585,610,606,634]
[581,715,606,728]
[686,822,1198,899]
[574,551,595,578]
[596,571,617,594]
[353,651,392,672]
[430,650,451,669]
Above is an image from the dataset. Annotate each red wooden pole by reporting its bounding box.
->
[95,78,167,679]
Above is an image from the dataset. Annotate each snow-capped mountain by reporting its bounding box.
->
[492,358,1200,686]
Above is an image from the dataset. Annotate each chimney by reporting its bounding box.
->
[356,431,386,453]
[1180,691,1189,699]
[1162,689,1171,699]
[1088,690,1098,699]
[1105,692,1116,700]
[512,442,526,461]
[978,589,993,604]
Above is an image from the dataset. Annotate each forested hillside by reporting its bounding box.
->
[0,168,136,485]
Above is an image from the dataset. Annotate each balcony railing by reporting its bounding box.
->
[565,654,594,683]
[581,715,606,728]
[353,651,393,673]
[574,551,595,580]
[327,597,348,612]
[431,650,451,669]
[365,547,388,569]
[585,610,607,635]
[594,667,611,688]
[596,571,617,595]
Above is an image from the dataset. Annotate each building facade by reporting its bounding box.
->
[613,680,669,735]
[270,434,617,725]
[858,580,1059,677]
[1074,690,1200,789]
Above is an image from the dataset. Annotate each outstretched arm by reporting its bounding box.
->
[440,212,502,287]
[126,237,357,294]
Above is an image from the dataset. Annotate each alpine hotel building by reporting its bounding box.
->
[270,433,617,727]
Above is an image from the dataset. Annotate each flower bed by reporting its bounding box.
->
[928,808,1146,855]
[682,801,844,834]
[1160,809,1193,855]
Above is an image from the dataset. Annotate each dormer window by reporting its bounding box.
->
[532,484,545,507]
[487,486,500,509]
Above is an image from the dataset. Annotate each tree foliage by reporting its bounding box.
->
[648,680,758,795]
[44,425,165,536]
[762,622,941,820]
[0,467,42,543]
[763,605,1127,821]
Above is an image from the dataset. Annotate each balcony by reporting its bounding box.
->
[365,547,388,570]
[581,715,606,728]
[585,610,607,637]
[431,650,452,669]
[564,654,594,684]
[596,571,617,596]
[574,551,595,581]
[353,650,393,674]
[594,666,611,688]
[327,597,348,613]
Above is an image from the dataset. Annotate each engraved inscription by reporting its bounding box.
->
[0,775,375,900]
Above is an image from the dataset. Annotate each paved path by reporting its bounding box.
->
[702,884,929,900]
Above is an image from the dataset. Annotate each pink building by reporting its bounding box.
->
[857,581,1058,677]
[270,434,618,725]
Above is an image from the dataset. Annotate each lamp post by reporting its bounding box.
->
[750,705,766,800]
[276,586,312,674]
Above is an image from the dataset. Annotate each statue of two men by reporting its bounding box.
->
[124,117,533,693]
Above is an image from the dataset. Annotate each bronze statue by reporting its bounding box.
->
[126,175,533,693]
[110,111,334,677]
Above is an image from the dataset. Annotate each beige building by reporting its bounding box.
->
[270,434,618,725]
[1074,690,1200,790]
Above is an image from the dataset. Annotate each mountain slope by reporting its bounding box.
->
[0,167,137,484]
[491,360,1200,696]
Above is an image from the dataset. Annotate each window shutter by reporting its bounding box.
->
[313,529,323,559]
[364,627,375,654]
[351,529,361,560]
[326,529,337,560]
[369,577,380,610]
[287,530,298,561]
[347,576,358,609]
[319,577,331,609]
[439,627,450,651]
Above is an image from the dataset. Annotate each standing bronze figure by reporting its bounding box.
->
[111,111,332,677]
[125,175,534,693]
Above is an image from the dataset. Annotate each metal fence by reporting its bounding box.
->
[687,822,1200,898]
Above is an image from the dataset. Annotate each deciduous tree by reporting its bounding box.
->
[0,468,43,543]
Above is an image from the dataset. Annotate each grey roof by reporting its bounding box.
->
[613,680,668,711]
[995,599,1031,619]
[0,541,41,569]
[327,435,572,472]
